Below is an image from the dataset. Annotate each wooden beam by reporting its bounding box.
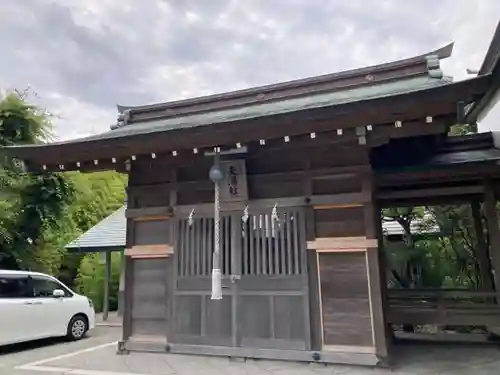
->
[377,185,483,200]
[168,193,370,217]
[483,180,500,302]
[125,245,173,258]
[127,165,367,193]
[313,203,363,210]
[307,237,377,250]
[126,206,172,219]
[361,172,389,360]
[471,200,495,291]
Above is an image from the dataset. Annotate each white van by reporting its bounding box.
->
[0,270,95,346]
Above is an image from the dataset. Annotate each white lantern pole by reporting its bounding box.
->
[209,150,223,300]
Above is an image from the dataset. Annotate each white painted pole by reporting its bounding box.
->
[211,151,223,300]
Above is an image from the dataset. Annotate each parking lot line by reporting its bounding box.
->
[17,365,153,375]
[15,341,117,369]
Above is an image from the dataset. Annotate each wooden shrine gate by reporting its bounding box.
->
[170,207,311,350]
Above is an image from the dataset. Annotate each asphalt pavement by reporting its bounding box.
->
[0,326,120,375]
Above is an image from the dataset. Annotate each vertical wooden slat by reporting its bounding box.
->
[259,215,266,275]
[188,221,194,277]
[183,220,189,277]
[242,220,249,275]
[249,217,256,275]
[279,213,286,275]
[201,218,207,276]
[286,212,293,275]
[255,215,262,275]
[266,214,273,274]
[274,216,281,275]
[178,220,185,277]
[292,210,300,275]
[225,215,231,275]
[195,219,201,276]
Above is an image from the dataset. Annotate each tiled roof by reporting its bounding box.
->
[10,75,450,149]
[66,206,126,251]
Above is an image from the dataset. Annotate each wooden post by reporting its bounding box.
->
[471,201,495,291]
[483,181,500,299]
[361,171,389,361]
[118,250,126,316]
[103,250,112,321]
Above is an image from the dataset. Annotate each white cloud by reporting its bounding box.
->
[0,0,499,139]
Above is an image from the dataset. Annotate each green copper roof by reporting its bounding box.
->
[52,75,452,145]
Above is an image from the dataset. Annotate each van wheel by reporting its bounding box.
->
[67,315,88,341]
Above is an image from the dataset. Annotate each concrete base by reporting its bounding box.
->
[122,339,381,367]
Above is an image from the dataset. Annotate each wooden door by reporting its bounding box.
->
[237,207,311,350]
[170,213,236,346]
[170,208,310,350]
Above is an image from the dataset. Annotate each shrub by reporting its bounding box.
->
[75,251,122,313]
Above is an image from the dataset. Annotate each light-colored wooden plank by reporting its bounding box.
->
[307,236,377,250]
[315,248,367,253]
[313,203,363,210]
[125,244,173,258]
[133,215,170,222]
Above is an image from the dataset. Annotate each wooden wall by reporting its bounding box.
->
[129,258,170,340]
[123,139,388,358]
[126,142,369,208]
[318,252,372,347]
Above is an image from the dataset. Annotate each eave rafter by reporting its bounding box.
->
[22,116,452,174]
[4,73,491,173]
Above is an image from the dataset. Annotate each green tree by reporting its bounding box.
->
[0,89,75,271]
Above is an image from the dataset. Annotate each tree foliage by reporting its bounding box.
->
[0,89,126,282]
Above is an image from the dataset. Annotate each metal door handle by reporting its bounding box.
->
[24,301,42,305]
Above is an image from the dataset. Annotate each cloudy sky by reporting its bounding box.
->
[1,0,499,140]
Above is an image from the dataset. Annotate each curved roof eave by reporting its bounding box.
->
[465,21,500,123]
[2,73,492,168]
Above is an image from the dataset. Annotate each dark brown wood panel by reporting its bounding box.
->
[318,252,373,347]
[130,258,169,338]
[312,176,362,196]
[173,295,202,336]
[133,219,170,246]
[315,206,366,238]
[309,146,368,169]
[128,185,171,208]
[248,179,304,199]
[177,188,215,205]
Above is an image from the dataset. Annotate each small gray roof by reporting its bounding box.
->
[66,206,126,251]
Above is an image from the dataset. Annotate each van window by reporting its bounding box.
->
[0,276,31,298]
[30,276,72,298]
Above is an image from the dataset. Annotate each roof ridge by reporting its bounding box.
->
[112,43,454,129]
